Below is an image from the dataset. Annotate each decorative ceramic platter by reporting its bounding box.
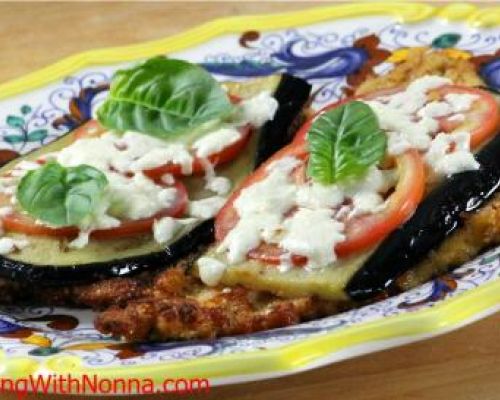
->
[0,2,499,392]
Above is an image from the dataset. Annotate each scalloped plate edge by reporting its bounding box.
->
[0,2,499,100]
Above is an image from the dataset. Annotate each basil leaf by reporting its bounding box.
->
[307,101,387,185]
[97,56,233,139]
[17,162,108,227]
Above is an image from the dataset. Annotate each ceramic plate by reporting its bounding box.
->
[0,2,499,392]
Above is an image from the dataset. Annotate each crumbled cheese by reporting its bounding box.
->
[384,75,452,114]
[417,101,452,118]
[153,217,180,244]
[343,167,394,217]
[106,173,179,220]
[0,237,28,255]
[444,93,478,113]
[197,257,227,286]
[206,176,231,196]
[69,230,91,249]
[240,91,279,127]
[280,208,345,269]
[198,157,232,196]
[192,127,241,158]
[425,132,480,176]
[365,75,479,178]
[189,196,226,219]
[56,132,194,175]
[296,183,344,209]
[218,158,394,268]
[0,207,13,217]
[160,174,175,185]
[128,145,193,174]
[366,100,437,155]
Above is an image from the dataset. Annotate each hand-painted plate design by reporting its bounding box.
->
[0,3,498,391]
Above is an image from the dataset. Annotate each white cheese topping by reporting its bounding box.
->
[69,230,91,249]
[424,132,480,176]
[206,176,231,196]
[2,89,280,250]
[217,158,394,270]
[189,196,226,219]
[192,127,241,158]
[444,93,478,113]
[197,257,227,287]
[0,207,13,217]
[280,208,345,269]
[365,75,480,176]
[0,237,28,255]
[240,91,279,127]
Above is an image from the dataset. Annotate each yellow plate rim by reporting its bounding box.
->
[0,1,499,387]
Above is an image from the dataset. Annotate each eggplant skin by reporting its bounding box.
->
[0,74,312,286]
[0,220,214,286]
[254,74,311,168]
[346,132,500,301]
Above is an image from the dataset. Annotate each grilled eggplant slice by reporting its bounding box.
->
[0,74,311,286]
[346,132,500,300]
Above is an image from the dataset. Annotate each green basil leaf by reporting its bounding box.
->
[307,101,387,185]
[97,56,233,139]
[17,162,108,227]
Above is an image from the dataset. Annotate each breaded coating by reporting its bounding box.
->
[94,268,343,341]
[355,48,483,96]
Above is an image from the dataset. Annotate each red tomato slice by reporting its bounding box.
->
[335,150,425,257]
[240,150,425,265]
[215,143,308,242]
[215,129,425,266]
[432,85,499,149]
[1,180,188,240]
[73,121,252,179]
[143,125,252,179]
[294,85,499,149]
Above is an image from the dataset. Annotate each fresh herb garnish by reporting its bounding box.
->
[17,162,108,227]
[307,101,386,185]
[97,56,233,139]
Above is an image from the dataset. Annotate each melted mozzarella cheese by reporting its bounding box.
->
[197,257,227,286]
[280,208,345,269]
[444,93,478,113]
[425,132,479,176]
[240,91,279,127]
[189,196,226,219]
[0,237,28,255]
[365,75,480,176]
[153,217,198,245]
[218,158,393,271]
[192,127,241,158]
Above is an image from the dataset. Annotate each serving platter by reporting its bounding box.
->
[0,2,498,391]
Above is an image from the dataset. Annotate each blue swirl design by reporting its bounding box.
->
[480,57,500,91]
[0,319,22,334]
[201,38,368,80]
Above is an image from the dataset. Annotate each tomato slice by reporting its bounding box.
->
[237,150,425,265]
[214,131,425,266]
[335,150,425,257]
[432,85,499,149]
[74,121,252,179]
[215,143,307,242]
[1,180,188,240]
[294,85,499,149]
[143,125,252,179]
